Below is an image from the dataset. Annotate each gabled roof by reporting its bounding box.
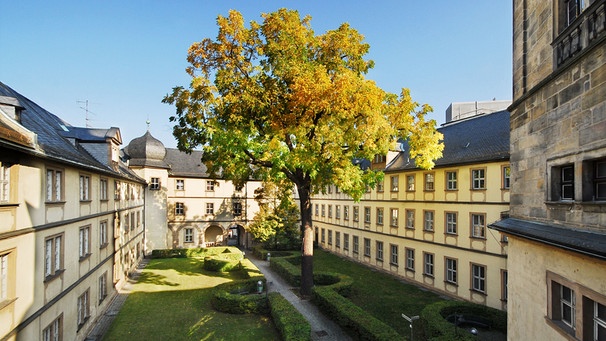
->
[164,149,210,178]
[0,82,143,182]
[386,110,510,172]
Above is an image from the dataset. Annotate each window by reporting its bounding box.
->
[131,212,136,231]
[335,205,340,219]
[343,233,349,250]
[77,175,89,201]
[328,230,332,245]
[424,173,435,191]
[406,209,415,229]
[377,180,384,192]
[583,158,606,201]
[99,272,108,304]
[406,175,415,191]
[376,241,383,261]
[184,228,194,243]
[390,208,399,227]
[0,162,9,203]
[79,226,90,259]
[327,185,332,194]
[560,0,583,31]
[46,168,63,202]
[502,166,511,189]
[114,180,121,199]
[206,180,215,191]
[376,208,384,225]
[406,248,415,271]
[471,213,486,238]
[562,165,575,200]
[501,270,508,301]
[233,202,242,216]
[390,244,398,265]
[364,207,371,224]
[44,234,63,279]
[445,212,457,234]
[590,300,606,341]
[335,232,340,248]
[42,315,62,341]
[423,252,434,276]
[471,264,486,293]
[176,179,185,190]
[206,203,214,215]
[445,258,457,284]
[150,177,160,190]
[423,210,434,232]
[321,204,325,217]
[353,236,359,254]
[99,220,108,248]
[315,204,318,216]
[594,159,606,200]
[99,178,108,201]
[353,206,359,222]
[320,228,326,243]
[364,238,371,257]
[446,171,457,190]
[175,202,185,215]
[77,289,90,329]
[328,205,332,218]
[344,206,349,220]
[391,175,399,191]
[472,169,485,190]
[1,251,13,302]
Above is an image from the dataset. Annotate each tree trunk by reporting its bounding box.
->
[297,182,314,297]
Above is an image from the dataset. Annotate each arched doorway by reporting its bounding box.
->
[227,224,244,246]
[204,225,224,247]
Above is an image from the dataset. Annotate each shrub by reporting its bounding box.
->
[268,292,311,341]
[421,300,507,340]
[202,258,242,272]
[211,278,269,314]
[150,249,187,258]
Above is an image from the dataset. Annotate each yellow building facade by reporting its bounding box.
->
[313,110,510,310]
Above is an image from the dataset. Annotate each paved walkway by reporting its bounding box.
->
[87,255,351,341]
[247,255,352,341]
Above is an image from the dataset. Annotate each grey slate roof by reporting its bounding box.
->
[490,218,606,260]
[0,82,143,182]
[164,148,211,178]
[386,110,510,172]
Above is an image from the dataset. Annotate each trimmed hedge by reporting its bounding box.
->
[151,246,244,259]
[268,292,311,341]
[202,257,242,272]
[421,300,507,340]
[211,278,269,314]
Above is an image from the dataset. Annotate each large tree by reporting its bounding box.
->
[164,9,443,296]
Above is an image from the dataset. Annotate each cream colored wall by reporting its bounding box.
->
[312,161,510,310]
[506,237,606,341]
[129,167,168,252]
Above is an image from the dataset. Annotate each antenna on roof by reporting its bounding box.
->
[77,100,97,128]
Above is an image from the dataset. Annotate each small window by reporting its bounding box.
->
[335,231,340,248]
[206,180,215,191]
[596,160,606,200]
[328,230,333,245]
[99,220,108,248]
[446,171,457,190]
[472,169,486,190]
[423,210,434,232]
[501,270,508,302]
[471,213,486,238]
[184,228,194,243]
[335,205,341,219]
[406,248,415,271]
[99,272,108,304]
[233,202,242,216]
[150,177,160,190]
[406,209,415,229]
[390,244,398,265]
[406,175,415,191]
[377,180,384,192]
[343,233,349,250]
[445,258,457,284]
[42,315,62,341]
[353,207,359,221]
[100,178,108,201]
[206,203,214,215]
[561,165,575,200]
[114,180,121,199]
[79,226,91,259]
[353,236,359,254]
[391,175,399,192]
[364,238,371,257]
[77,289,90,330]
[46,168,64,202]
[502,166,511,189]
[364,207,371,224]
[321,204,325,217]
[0,162,10,203]
[390,208,399,227]
[328,205,332,218]
[176,179,185,190]
[471,264,486,293]
[344,206,349,220]
[44,234,63,279]
[1,251,14,302]
[423,252,434,276]
[445,212,457,234]
[315,204,319,216]
[376,208,384,225]
[175,202,185,215]
[424,173,435,191]
[376,241,383,261]
[321,229,325,243]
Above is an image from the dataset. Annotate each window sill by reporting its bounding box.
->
[445,232,458,236]
[79,253,92,262]
[444,281,458,287]
[99,295,107,305]
[390,225,398,228]
[0,203,19,207]
[0,297,17,311]
[406,268,415,273]
[389,262,398,267]
[45,201,66,205]
[99,243,109,249]
[445,189,458,192]
[79,200,92,203]
[423,273,434,279]
[545,317,577,341]
[77,316,90,332]
[44,269,65,283]
[423,230,435,233]
[423,189,435,192]
[470,188,486,191]
[470,289,487,296]
[470,236,486,240]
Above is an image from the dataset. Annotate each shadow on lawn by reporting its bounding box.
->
[137,272,180,287]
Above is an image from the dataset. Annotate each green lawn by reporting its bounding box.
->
[313,249,443,336]
[102,257,279,341]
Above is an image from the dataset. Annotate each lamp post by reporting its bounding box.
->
[402,313,419,341]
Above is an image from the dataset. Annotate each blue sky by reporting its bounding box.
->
[1,1,512,148]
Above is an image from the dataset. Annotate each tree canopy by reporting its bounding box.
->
[164,8,443,295]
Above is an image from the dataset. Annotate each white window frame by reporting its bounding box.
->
[46,168,63,202]
[446,170,457,190]
[353,236,359,254]
[391,175,399,191]
[471,213,486,238]
[0,162,9,203]
[363,238,371,257]
[206,180,215,191]
[376,207,384,225]
[390,208,399,227]
[472,168,486,190]
[175,202,185,215]
[79,226,90,259]
[376,241,383,261]
[77,289,90,329]
[184,228,194,243]
[406,175,415,191]
[79,174,90,201]
[446,212,457,234]
[471,264,486,293]
[44,234,63,279]
[445,258,457,284]
[99,220,108,248]
[42,315,62,341]
[176,179,185,191]
[206,203,214,215]
[390,244,398,265]
[424,210,434,232]
[99,272,108,304]
[150,177,160,190]
[406,209,415,229]
[424,173,435,191]
[364,207,371,224]
[100,178,108,201]
[406,248,415,271]
[423,252,434,276]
